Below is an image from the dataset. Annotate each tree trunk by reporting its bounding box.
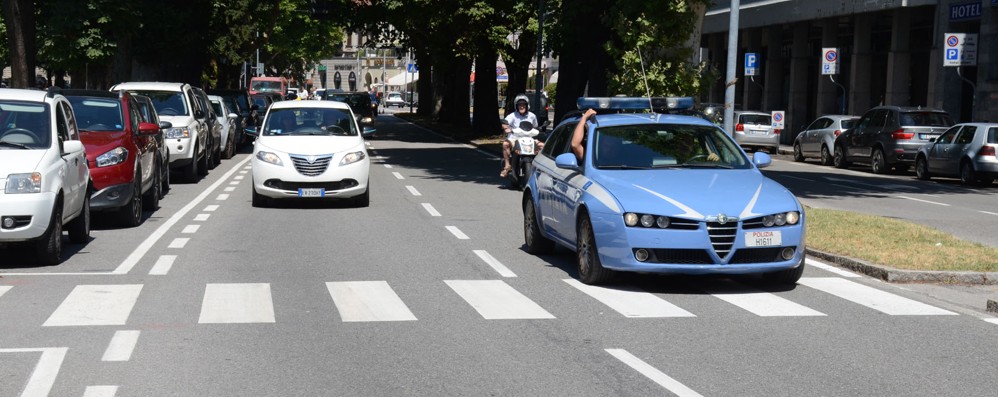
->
[415,47,434,117]
[502,31,537,114]
[434,54,471,127]
[472,42,500,139]
[2,0,35,88]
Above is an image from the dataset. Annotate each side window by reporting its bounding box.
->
[884,111,897,129]
[821,118,835,129]
[186,90,200,118]
[936,126,960,144]
[805,118,824,131]
[59,101,79,140]
[542,123,572,158]
[868,110,887,130]
[989,127,998,144]
[955,126,977,145]
[55,102,70,142]
[129,99,140,132]
[854,114,872,131]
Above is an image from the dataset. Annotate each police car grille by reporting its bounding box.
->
[290,155,332,176]
[644,249,713,264]
[729,247,793,264]
[706,222,737,258]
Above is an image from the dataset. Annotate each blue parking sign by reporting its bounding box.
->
[744,53,758,76]
[946,49,959,60]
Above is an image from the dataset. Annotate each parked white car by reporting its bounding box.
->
[208,95,238,159]
[249,101,374,207]
[732,111,780,153]
[385,92,405,108]
[0,88,91,264]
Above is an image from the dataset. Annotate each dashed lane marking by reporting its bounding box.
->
[181,225,200,234]
[83,386,118,397]
[168,238,189,249]
[149,255,176,276]
[101,330,140,362]
[421,203,441,217]
[445,226,469,240]
[473,250,516,278]
[405,185,421,196]
[392,172,404,179]
[194,214,211,221]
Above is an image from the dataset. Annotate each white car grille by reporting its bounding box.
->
[289,154,332,176]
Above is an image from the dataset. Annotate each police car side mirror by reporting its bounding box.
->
[555,152,580,170]
[752,151,772,168]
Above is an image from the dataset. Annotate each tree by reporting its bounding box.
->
[2,0,35,88]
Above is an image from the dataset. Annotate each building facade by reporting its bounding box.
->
[702,0,997,143]
[312,31,407,94]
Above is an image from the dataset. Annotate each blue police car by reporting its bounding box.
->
[523,97,806,285]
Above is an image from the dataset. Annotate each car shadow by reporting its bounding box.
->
[0,238,91,269]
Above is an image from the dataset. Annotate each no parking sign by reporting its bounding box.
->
[772,111,785,129]
[821,48,839,75]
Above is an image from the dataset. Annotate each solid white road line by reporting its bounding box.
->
[83,386,118,397]
[149,255,176,276]
[980,211,998,216]
[224,186,236,192]
[198,283,276,324]
[421,203,441,217]
[799,277,957,315]
[805,258,860,278]
[703,282,825,317]
[216,194,230,201]
[445,226,470,240]
[445,280,554,320]
[392,172,404,179]
[101,330,140,362]
[194,214,211,221]
[473,250,517,278]
[43,285,143,326]
[384,164,393,168]
[0,285,10,298]
[606,349,703,397]
[897,195,949,206]
[203,205,219,212]
[168,238,189,249]
[405,185,421,196]
[564,279,695,318]
[326,281,417,322]
[181,225,200,234]
[984,318,998,325]
[0,347,68,397]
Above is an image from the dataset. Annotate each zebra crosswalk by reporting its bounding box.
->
[0,277,966,328]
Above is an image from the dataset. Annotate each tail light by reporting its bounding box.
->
[833,130,842,137]
[774,129,782,135]
[735,123,744,132]
[891,129,914,140]
[979,145,996,157]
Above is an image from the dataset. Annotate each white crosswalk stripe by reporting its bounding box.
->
[563,279,695,318]
[701,281,826,317]
[446,280,555,320]
[799,277,957,316]
[43,285,143,326]
[198,283,276,324]
[0,285,11,299]
[326,281,417,322]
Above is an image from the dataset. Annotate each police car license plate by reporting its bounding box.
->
[745,231,782,247]
[298,188,325,197]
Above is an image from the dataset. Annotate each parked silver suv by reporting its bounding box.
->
[833,106,953,174]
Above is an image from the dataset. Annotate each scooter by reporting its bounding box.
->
[505,120,546,190]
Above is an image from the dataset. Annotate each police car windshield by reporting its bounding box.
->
[594,124,750,170]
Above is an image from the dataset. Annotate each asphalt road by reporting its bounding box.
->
[1,115,996,396]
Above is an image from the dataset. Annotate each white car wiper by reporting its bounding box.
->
[0,141,31,149]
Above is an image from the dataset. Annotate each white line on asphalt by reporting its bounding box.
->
[0,347,68,397]
[823,176,882,188]
[384,164,393,168]
[799,277,957,315]
[243,166,251,170]
[224,186,236,192]
[168,238,189,249]
[473,250,517,278]
[239,170,248,174]
[43,285,143,326]
[203,205,219,212]
[83,385,118,397]
[392,171,404,179]
[198,283,276,324]
[182,225,200,234]
[194,213,211,221]
[445,226,469,240]
[229,181,239,185]
[703,281,826,317]
[805,258,860,278]
[326,281,417,322]
[101,330,140,362]
[216,194,230,201]
[980,211,998,217]
[234,175,244,180]
[405,185,421,196]
[778,174,813,182]
[0,285,10,298]
[422,203,441,217]
[564,279,694,318]
[605,349,704,397]
[896,195,950,206]
[831,183,857,189]
[149,255,176,276]
[445,280,554,319]
[82,385,118,397]
[984,318,998,325]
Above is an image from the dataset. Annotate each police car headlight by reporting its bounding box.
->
[624,213,639,226]
[656,216,670,228]
[256,151,283,166]
[96,147,128,167]
[774,213,787,226]
[5,173,41,194]
[762,215,775,227]
[340,151,366,166]
[785,211,800,225]
[640,214,655,228]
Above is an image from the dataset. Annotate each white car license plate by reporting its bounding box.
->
[919,134,937,140]
[298,188,325,197]
[749,128,768,135]
[745,231,782,247]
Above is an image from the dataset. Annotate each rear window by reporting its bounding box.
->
[989,127,997,144]
[840,119,857,129]
[67,97,124,131]
[126,90,188,117]
[900,112,952,127]
[739,114,771,125]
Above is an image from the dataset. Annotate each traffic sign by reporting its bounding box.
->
[407,63,418,73]
[821,48,839,75]
[943,33,977,66]
[744,53,758,76]
[771,111,785,129]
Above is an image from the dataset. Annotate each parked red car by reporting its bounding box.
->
[64,90,164,227]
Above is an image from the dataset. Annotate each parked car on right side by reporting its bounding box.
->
[732,111,780,153]
[833,106,953,174]
[384,91,406,108]
[915,123,998,185]
[792,115,859,165]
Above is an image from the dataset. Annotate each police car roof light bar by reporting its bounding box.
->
[576,97,695,112]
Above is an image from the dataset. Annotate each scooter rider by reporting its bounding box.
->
[501,94,540,177]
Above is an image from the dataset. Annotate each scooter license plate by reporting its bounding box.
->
[298,188,325,197]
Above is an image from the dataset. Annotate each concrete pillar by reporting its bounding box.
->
[885,8,912,106]
[742,29,763,111]
[763,26,786,111]
[787,22,810,143]
[816,19,840,115]
[928,4,963,120]
[975,5,998,121]
[849,14,873,115]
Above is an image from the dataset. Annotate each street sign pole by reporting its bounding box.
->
[723,0,740,135]
[944,33,978,117]
[821,48,846,115]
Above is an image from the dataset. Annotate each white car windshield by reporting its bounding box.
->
[0,101,51,149]
[594,124,751,170]
[263,108,357,136]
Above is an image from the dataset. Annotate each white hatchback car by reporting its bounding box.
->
[250,100,373,207]
[732,111,780,153]
[0,88,92,264]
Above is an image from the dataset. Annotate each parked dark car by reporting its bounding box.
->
[325,91,377,126]
[207,88,255,147]
[133,94,172,197]
[251,93,276,117]
[64,90,163,226]
[833,106,954,174]
[191,87,221,168]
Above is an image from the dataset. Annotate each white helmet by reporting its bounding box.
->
[514,94,530,111]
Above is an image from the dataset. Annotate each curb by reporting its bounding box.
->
[807,248,998,285]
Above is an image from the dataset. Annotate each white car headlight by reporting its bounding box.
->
[96,147,128,167]
[5,173,41,194]
[256,151,283,166]
[165,126,190,139]
[339,151,366,166]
